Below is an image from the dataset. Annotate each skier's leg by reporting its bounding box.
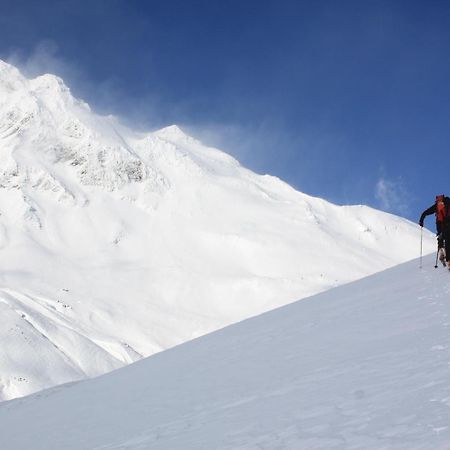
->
[437,234,446,265]
[438,233,444,249]
[444,229,450,267]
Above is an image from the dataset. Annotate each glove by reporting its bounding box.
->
[419,220,423,227]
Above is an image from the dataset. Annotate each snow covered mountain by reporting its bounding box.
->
[0,59,435,401]
[1,254,448,450]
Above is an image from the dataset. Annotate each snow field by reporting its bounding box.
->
[1,254,449,449]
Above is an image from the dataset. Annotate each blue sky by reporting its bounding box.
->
[1,0,450,225]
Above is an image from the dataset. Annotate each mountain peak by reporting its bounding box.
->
[30,72,70,94]
[154,124,196,144]
[0,59,74,104]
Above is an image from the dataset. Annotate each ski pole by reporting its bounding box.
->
[435,247,439,269]
[420,226,423,269]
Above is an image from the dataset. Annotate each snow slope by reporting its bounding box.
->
[0,59,436,401]
[1,255,449,449]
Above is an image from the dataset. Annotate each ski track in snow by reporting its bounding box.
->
[1,255,450,449]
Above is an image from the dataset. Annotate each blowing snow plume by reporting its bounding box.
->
[0,59,436,401]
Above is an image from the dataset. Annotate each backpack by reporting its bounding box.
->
[436,195,450,223]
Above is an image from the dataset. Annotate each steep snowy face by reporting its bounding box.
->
[0,60,436,401]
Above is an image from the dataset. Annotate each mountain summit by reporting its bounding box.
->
[0,60,434,400]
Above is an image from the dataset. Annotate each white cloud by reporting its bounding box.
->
[375,177,410,215]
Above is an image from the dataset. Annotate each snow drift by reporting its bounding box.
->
[0,255,449,449]
[0,59,435,401]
